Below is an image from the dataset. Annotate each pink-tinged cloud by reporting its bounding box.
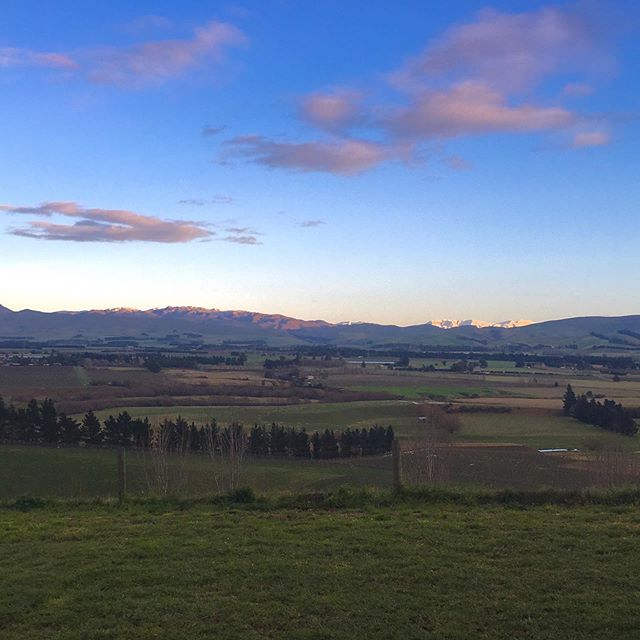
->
[122,15,173,35]
[1,20,245,87]
[88,21,246,87]
[443,154,472,171]
[572,131,610,148]
[563,82,594,96]
[299,90,364,131]
[0,47,77,69]
[386,82,575,139]
[1,201,212,243]
[395,7,596,92]
[225,135,394,175]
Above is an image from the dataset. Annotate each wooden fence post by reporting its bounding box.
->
[117,447,126,504]
[392,438,402,490]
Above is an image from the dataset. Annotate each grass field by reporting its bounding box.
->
[1,499,639,639]
[80,401,639,451]
[84,400,418,431]
[0,365,85,392]
[349,383,505,400]
[0,445,392,499]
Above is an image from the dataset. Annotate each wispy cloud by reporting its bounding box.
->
[178,196,234,206]
[384,81,575,139]
[122,15,173,35]
[392,7,599,93]
[1,20,246,88]
[88,22,246,87]
[220,234,262,245]
[0,47,77,70]
[1,201,213,243]
[225,135,396,175]
[299,89,365,132]
[571,130,610,148]
[298,219,326,228]
[564,82,594,97]
[443,154,472,171]
[202,125,226,136]
[227,6,614,175]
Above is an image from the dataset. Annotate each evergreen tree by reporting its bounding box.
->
[23,398,41,442]
[59,413,82,444]
[81,410,103,445]
[562,384,577,415]
[40,398,59,443]
[103,415,120,446]
[311,431,321,459]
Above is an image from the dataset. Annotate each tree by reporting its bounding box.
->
[24,399,41,442]
[81,410,103,445]
[40,398,59,443]
[562,384,577,415]
[59,413,82,444]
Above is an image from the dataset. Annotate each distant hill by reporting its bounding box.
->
[0,304,639,351]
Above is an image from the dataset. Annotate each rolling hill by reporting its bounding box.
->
[0,304,639,351]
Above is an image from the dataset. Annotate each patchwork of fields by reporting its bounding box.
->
[1,359,639,498]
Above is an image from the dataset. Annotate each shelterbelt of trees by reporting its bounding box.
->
[0,397,393,459]
[562,385,638,436]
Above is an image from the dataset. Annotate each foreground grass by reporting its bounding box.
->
[1,496,639,639]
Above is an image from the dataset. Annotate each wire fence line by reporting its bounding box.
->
[2,436,640,501]
[397,440,640,490]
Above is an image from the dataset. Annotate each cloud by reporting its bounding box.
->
[571,130,610,148]
[298,219,326,228]
[178,196,234,206]
[225,6,612,176]
[1,201,213,243]
[225,135,395,175]
[88,21,246,87]
[299,90,364,131]
[224,226,259,235]
[1,20,246,87]
[564,82,594,96]
[122,15,173,35]
[0,47,77,70]
[220,234,262,245]
[443,154,472,171]
[202,125,226,136]
[394,6,597,92]
[385,81,575,139]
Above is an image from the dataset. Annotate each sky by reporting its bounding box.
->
[1,0,638,325]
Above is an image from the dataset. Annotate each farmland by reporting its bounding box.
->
[1,352,639,499]
[2,498,640,639]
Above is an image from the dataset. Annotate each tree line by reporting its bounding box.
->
[562,385,638,436]
[0,396,393,458]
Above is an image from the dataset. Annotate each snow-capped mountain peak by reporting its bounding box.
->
[427,319,532,329]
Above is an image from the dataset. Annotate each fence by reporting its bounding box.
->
[0,443,393,500]
[1,439,639,501]
[395,440,640,490]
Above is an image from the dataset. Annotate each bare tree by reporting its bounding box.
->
[145,420,171,497]
[203,422,247,492]
[144,419,192,496]
[406,405,458,485]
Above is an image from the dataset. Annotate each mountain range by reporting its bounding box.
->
[0,304,639,351]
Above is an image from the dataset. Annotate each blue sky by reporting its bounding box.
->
[0,1,638,324]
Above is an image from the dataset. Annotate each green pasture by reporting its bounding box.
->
[0,445,392,500]
[76,400,640,450]
[1,501,639,639]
